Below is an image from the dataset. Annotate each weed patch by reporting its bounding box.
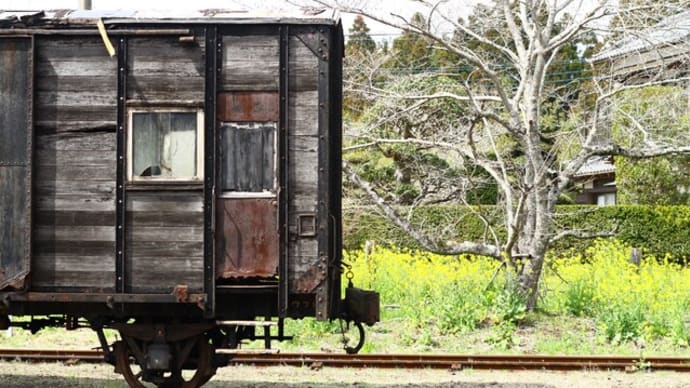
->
[333,241,690,352]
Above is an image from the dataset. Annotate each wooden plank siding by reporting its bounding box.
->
[31,36,118,291]
[0,37,32,290]
[127,37,205,103]
[123,37,207,293]
[34,37,117,132]
[125,192,204,293]
[221,35,279,91]
[32,132,116,291]
[287,35,321,293]
[288,37,319,93]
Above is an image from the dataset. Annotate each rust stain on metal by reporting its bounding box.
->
[217,92,279,122]
[295,266,326,293]
[172,284,189,302]
[216,198,279,278]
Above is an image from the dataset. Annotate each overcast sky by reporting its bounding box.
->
[0,0,484,40]
[1,0,404,37]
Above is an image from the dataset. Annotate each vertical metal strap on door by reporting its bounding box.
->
[24,37,35,289]
[315,27,331,320]
[115,36,128,294]
[278,25,290,317]
[203,26,219,317]
[329,23,344,318]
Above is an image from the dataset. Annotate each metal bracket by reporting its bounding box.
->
[295,31,329,62]
[278,25,290,317]
[203,26,219,319]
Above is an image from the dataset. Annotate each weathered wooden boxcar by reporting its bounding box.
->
[0,9,378,387]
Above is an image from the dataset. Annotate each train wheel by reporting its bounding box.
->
[114,335,216,388]
[113,340,147,388]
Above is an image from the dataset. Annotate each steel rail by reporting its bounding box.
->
[0,349,689,372]
[0,349,104,362]
[228,352,690,371]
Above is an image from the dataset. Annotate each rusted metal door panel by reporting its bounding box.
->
[216,89,280,279]
[0,37,33,290]
[217,92,279,122]
[215,198,278,278]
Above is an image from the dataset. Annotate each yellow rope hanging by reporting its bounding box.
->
[96,18,116,57]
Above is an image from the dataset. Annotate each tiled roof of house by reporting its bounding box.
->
[591,10,690,62]
[573,156,615,177]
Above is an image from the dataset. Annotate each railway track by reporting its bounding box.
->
[0,349,689,372]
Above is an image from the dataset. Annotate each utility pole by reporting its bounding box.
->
[80,0,92,10]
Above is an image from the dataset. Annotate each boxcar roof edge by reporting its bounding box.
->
[0,8,340,27]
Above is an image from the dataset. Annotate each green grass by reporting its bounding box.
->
[283,241,690,356]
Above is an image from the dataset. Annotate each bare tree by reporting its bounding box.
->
[308,0,690,310]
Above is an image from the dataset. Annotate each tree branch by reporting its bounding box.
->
[343,160,502,258]
[549,228,617,244]
[545,0,610,53]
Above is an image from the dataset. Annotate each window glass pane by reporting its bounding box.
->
[132,112,197,179]
[596,193,616,206]
[220,123,276,192]
[606,193,616,205]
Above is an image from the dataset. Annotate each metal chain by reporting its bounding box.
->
[338,317,350,349]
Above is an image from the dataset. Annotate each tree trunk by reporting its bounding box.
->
[519,250,546,311]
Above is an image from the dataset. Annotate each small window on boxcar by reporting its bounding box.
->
[220,123,276,193]
[127,109,204,182]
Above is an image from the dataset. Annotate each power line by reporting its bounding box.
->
[346,65,601,85]
[346,58,593,70]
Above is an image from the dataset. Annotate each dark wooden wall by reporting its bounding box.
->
[25,27,335,302]
[125,37,206,293]
[32,37,117,291]
[219,31,326,295]
[126,192,204,293]
[286,35,322,295]
[222,35,279,91]
[31,35,207,293]
[0,37,32,290]
[128,37,205,102]
[35,38,116,131]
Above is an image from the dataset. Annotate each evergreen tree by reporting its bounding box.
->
[346,15,376,57]
[343,16,380,121]
[385,13,436,70]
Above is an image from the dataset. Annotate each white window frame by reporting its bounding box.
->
[596,192,616,206]
[127,108,205,183]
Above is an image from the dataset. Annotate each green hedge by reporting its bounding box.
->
[343,205,690,260]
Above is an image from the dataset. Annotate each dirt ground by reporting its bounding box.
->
[0,361,688,388]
